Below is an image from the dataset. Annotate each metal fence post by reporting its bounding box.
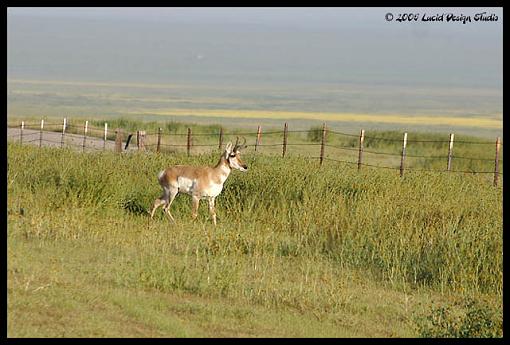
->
[447,133,454,172]
[82,120,88,152]
[39,119,44,147]
[399,132,408,178]
[157,127,162,153]
[20,121,24,145]
[357,129,365,171]
[282,122,288,158]
[218,127,223,150]
[319,123,327,166]
[255,125,262,152]
[103,122,108,150]
[493,137,501,187]
[187,127,192,156]
[61,118,67,148]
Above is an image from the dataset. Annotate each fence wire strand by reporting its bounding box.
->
[8,124,503,178]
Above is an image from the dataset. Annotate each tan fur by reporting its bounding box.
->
[150,141,247,226]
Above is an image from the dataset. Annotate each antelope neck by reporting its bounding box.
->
[214,156,232,177]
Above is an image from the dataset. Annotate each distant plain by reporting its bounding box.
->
[7,78,502,139]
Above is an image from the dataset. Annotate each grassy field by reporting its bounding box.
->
[7,124,503,337]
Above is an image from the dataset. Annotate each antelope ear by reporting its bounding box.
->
[224,142,233,158]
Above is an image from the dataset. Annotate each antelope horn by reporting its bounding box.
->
[234,136,247,150]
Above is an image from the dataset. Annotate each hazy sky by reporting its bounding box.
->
[7,7,503,88]
[7,7,503,30]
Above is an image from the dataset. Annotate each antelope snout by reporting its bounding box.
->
[241,164,248,172]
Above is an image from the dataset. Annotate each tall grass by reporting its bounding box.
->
[7,141,502,302]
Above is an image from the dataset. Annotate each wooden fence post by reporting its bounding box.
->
[218,127,223,150]
[20,121,24,144]
[157,127,162,153]
[61,118,67,148]
[255,125,262,152]
[136,130,146,151]
[493,137,501,187]
[187,127,192,156]
[115,128,123,153]
[399,132,408,178]
[320,123,327,166]
[82,120,88,152]
[282,122,288,158]
[447,133,454,172]
[357,129,365,171]
[39,119,44,147]
[103,122,108,150]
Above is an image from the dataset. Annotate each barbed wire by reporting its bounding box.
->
[286,143,322,146]
[143,131,161,136]
[452,155,500,162]
[17,132,40,137]
[254,143,286,147]
[8,125,503,178]
[327,129,501,145]
[319,156,496,174]
[9,139,502,175]
[10,124,502,144]
[9,130,502,163]
[318,156,398,170]
[324,144,360,152]
[18,139,40,144]
[455,140,502,145]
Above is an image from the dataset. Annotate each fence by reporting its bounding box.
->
[7,118,503,186]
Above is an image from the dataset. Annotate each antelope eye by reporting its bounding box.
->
[230,154,236,158]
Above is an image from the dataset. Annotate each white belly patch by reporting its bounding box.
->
[177,176,196,195]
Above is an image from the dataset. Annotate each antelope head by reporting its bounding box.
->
[225,137,248,172]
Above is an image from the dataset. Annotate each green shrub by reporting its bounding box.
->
[415,298,502,338]
[307,126,323,142]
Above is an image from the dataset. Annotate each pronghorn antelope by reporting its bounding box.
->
[150,137,248,225]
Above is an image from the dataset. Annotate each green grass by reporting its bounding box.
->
[7,134,502,337]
